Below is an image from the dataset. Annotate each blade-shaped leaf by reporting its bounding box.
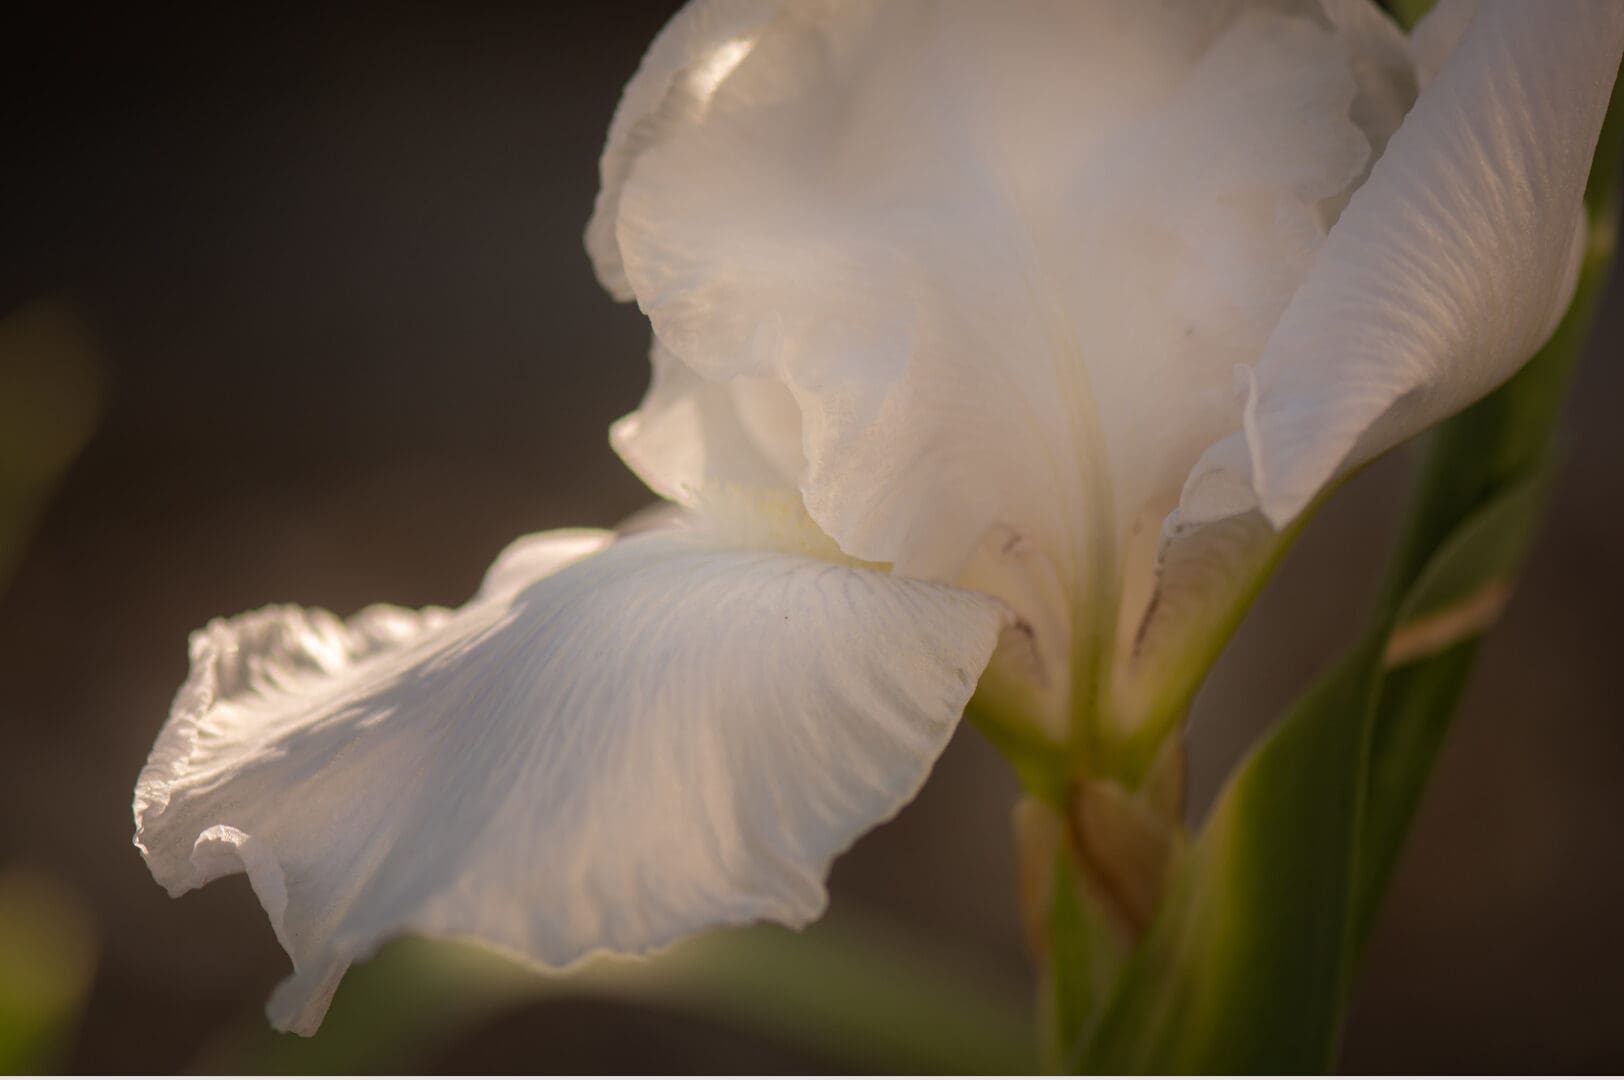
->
[1352,465,1549,946]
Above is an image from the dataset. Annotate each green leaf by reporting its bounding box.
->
[1351,467,1550,945]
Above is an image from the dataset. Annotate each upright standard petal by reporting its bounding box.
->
[1188,0,1624,529]
[586,0,785,300]
[589,0,1433,744]
[603,0,1376,593]
[134,525,1006,1034]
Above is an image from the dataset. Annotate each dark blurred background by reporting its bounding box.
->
[1,2,1619,1072]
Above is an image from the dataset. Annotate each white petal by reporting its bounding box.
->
[133,525,1006,1034]
[1408,0,1476,87]
[1316,0,1417,169]
[604,1,1375,622]
[1189,0,1624,530]
[585,0,786,300]
[610,340,804,505]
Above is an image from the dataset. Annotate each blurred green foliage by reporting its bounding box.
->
[0,867,98,1073]
[0,301,105,1071]
[0,300,104,593]
[196,912,1036,1074]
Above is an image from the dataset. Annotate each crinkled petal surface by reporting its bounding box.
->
[133,526,1006,1034]
[595,0,1384,593]
[1186,0,1624,529]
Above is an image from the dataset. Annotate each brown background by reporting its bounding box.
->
[3,2,1620,1071]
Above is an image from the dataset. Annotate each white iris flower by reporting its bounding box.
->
[133,0,1622,1035]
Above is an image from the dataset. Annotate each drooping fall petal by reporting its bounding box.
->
[134,525,1005,1034]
